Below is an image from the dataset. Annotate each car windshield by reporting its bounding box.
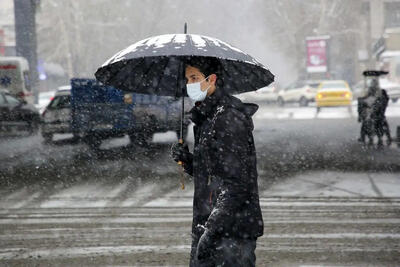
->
[4,94,20,105]
[309,83,320,88]
[49,95,71,109]
[321,82,347,89]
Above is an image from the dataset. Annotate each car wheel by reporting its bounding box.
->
[72,133,81,142]
[29,120,39,135]
[85,134,102,151]
[392,98,398,103]
[299,96,308,107]
[277,97,284,107]
[42,133,53,143]
[129,131,152,146]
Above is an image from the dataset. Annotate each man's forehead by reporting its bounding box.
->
[185,66,203,76]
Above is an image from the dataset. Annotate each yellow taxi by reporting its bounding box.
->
[315,80,352,112]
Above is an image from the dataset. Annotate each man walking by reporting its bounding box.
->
[171,57,263,266]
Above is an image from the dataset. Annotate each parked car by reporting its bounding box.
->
[352,78,400,103]
[41,87,72,143]
[379,78,400,103]
[352,80,366,99]
[277,80,320,106]
[235,84,278,103]
[316,80,352,113]
[386,55,400,102]
[36,90,57,114]
[0,89,40,135]
[253,85,279,103]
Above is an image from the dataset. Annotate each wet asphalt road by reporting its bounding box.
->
[0,104,400,266]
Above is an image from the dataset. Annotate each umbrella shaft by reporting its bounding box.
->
[180,95,184,140]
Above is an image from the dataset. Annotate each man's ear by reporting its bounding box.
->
[208,74,217,85]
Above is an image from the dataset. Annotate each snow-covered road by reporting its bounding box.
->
[1,170,399,266]
[1,195,399,266]
[0,103,400,266]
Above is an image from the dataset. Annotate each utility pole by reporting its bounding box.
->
[14,0,39,103]
[370,0,384,41]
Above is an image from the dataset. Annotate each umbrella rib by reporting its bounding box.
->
[127,57,147,92]
[132,57,158,94]
[230,60,259,93]
[108,59,143,90]
[170,56,183,98]
[219,60,236,91]
[122,59,144,90]
[156,56,176,96]
[247,64,270,89]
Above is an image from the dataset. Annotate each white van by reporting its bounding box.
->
[0,56,33,104]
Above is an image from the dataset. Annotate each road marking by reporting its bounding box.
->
[0,245,190,260]
[368,174,383,197]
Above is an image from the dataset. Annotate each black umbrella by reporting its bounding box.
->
[362,70,388,77]
[95,34,274,96]
[95,29,274,142]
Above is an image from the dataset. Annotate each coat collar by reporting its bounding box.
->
[190,87,225,125]
[189,87,259,127]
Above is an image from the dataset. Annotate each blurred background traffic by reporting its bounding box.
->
[1,1,400,145]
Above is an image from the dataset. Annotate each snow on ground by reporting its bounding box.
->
[40,181,130,208]
[262,171,400,198]
[1,102,399,210]
[254,101,400,120]
[1,171,398,209]
[0,245,190,260]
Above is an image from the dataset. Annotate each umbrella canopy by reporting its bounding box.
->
[95,34,274,97]
[362,70,388,77]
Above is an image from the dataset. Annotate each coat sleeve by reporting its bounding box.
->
[204,108,254,237]
[183,154,193,176]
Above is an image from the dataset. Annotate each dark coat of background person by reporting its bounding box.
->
[182,87,264,265]
[358,88,390,141]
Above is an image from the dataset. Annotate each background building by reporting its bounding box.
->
[0,0,16,56]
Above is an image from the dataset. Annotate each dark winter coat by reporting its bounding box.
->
[358,89,389,122]
[183,87,264,265]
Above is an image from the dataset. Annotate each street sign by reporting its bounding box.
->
[306,36,330,73]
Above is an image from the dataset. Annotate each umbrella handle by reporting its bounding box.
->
[178,138,185,190]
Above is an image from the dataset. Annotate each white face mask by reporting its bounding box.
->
[186,76,211,102]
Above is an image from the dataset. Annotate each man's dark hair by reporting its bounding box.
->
[185,56,223,86]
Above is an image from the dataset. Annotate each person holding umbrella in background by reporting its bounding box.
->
[95,30,273,266]
[358,70,392,147]
[171,56,264,266]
